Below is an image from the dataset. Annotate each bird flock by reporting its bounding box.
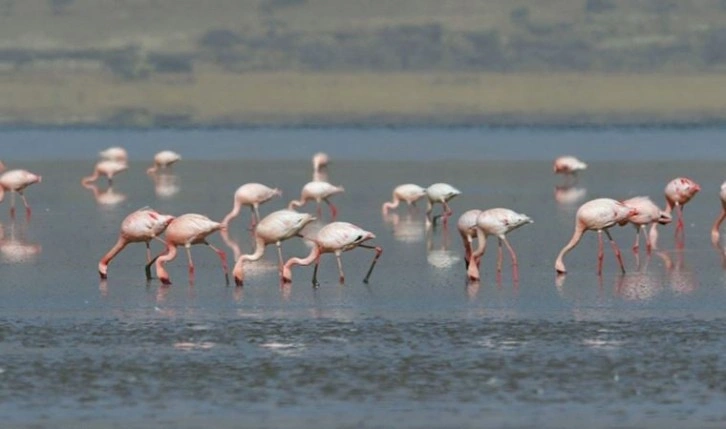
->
[0,150,717,288]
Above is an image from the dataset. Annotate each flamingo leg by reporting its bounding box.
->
[316,201,322,218]
[185,245,195,284]
[204,241,230,285]
[312,257,320,288]
[335,251,345,284]
[248,207,256,230]
[359,243,383,284]
[496,239,503,273]
[605,229,626,274]
[502,237,519,282]
[253,205,261,228]
[324,198,338,219]
[442,202,452,226]
[597,230,605,275]
[642,224,652,254]
[675,205,685,249]
[632,226,641,254]
[276,242,284,273]
[9,191,15,218]
[18,192,31,218]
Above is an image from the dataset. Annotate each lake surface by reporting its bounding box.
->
[2,128,726,428]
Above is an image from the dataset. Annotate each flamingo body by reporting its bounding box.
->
[467,208,533,281]
[222,183,282,228]
[663,177,700,247]
[288,181,344,219]
[153,214,228,285]
[232,209,315,285]
[425,183,461,225]
[282,222,382,285]
[554,198,637,275]
[99,146,128,163]
[147,150,181,174]
[382,184,427,214]
[0,169,42,216]
[82,160,128,185]
[622,196,671,253]
[553,156,587,174]
[98,209,175,279]
[711,181,726,245]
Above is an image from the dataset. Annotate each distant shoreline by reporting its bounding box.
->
[3,71,726,128]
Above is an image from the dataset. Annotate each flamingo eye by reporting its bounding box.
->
[149,212,158,220]
[355,234,363,242]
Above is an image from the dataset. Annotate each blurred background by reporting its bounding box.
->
[1,0,726,127]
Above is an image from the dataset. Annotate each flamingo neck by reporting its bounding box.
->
[382,195,400,214]
[470,228,488,259]
[288,198,304,210]
[555,222,586,273]
[98,236,129,276]
[155,243,178,280]
[81,170,99,185]
[282,245,321,280]
[222,197,242,226]
[233,236,266,283]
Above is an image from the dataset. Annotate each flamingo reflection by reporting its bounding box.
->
[149,172,180,199]
[614,260,663,301]
[82,182,127,206]
[383,212,425,243]
[554,185,587,206]
[0,219,42,263]
[425,221,461,270]
[656,249,698,295]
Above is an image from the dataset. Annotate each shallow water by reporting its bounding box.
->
[2,128,726,428]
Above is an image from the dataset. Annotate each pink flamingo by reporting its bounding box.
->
[81,160,128,186]
[282,222,382,286]
[456,209,482,269]
[99,146,128,163]
[147,150,181,174]
[0,169,42,218]
[622,196,671,255]
[381,184,427,215]
[149,214,229,285]
[466,208,533,282]
[553,156,587,175]
[663,177,700,244]
[711,181,726,246]
[313,152,329,173]
[288,181,344,219]
[98,208,175,280]
[425,183,461,226]
[221,183,282,229]
[555,198,638,275]
[232,209,316,286]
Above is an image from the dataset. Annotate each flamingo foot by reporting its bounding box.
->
[339,275,345,284]
[160,277,172,285]
[234,276,242,287]
[99,271,107,280]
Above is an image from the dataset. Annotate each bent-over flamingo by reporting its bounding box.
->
[711,181,726,246]
[555,198,638,275]
[662,177,700,248]
[382,184,427,215]
[147,150,181,174]
[0,169,42,218]
[98,208,175,279]
[221,183,282,229]
[425,183,461,226]
[622,196,671,255]
[232,209,315,286]
[466,208,533,282]
[149,214,229,285]
[82,160,128,186]
[282,222,382,286]
[288,181,344,219]
[456,209,482,269]
[99,147,128,163]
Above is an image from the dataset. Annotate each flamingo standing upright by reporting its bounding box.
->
[221,183,282,229]
[98,208,175,279]
[456,209,482,269]
[231,209,315,286]
[555,198,638,275]
[147,150,181,174]
[425,183,461,226]
[711,181,726,246]
[81,160,128,186]
[381,184,427,215]
[622,196,672,255]
[288,181,344,219]
[149,214,229,285]
[466,208,533,282]
[282,222,382,286]
[99,146,128,163]
[660,177,700,248]
[0,169,42,218]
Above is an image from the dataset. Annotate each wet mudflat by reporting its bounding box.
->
[1,128,726,428]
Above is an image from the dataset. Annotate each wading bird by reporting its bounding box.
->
[456,209,482,269]
[81,160,127,186]
[147,150,181,174]
[425,183,461,226]
[288,181,344,219]
[381,184,427,215]
[232,209,315,286]
[555,198,637,275]
[99,146,128,163]
[661,177,700,248]
[98,208,175,280]
[622,196,671,255]
[221,183,282,229]
[0,169,42,218]
[711,181,726,246]
[282,222,381,286]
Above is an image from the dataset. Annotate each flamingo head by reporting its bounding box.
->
[657,210,673,225]
[313,152,329,171]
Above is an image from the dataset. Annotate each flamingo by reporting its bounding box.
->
[313,152,329,173]
[553,156,587,175]
[98,208,175,280]
[81,160,128,186]
[231,209,316,286]
[0,169,42,218]
[282,222,382,286]
[661,177,700,247]
[99,146,128,163]
[221,183,282,229]
[381,184,427,215]
[288,181,344,219]
[711,181,726,246]
[425,183,461,226]
[456,209,482,269]
[147,150,181,174]
[466,208,533,282]
[622,196,671,255]
[555,198,638,275]
[148,214,229,285]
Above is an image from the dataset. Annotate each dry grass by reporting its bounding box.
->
[2,70,726,125]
